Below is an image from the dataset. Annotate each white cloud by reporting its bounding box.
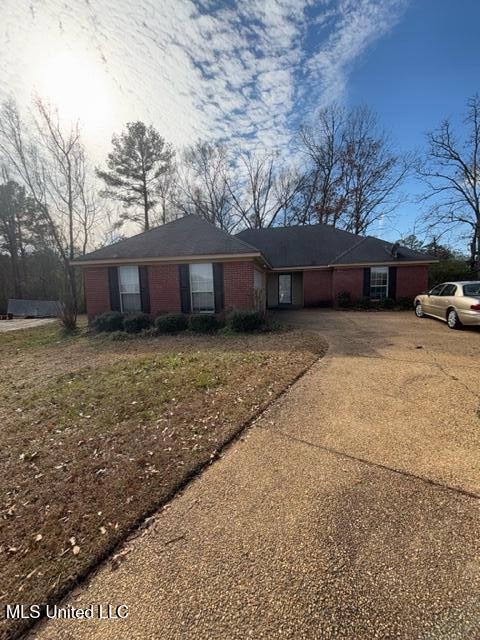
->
[0,0,408,160]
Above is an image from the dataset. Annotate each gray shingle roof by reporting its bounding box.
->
[74,215,260,263]
[236,224,434,268]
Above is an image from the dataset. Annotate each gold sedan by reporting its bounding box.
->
[414,281,480,329]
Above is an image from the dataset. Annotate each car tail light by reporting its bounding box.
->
[470,303,480,311]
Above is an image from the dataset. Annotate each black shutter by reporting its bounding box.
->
[363,267,371,298]
[213,263,224,313]
[108,267,120,311]
[139,266,151,313]
[179,264,191,313]
[388,266,397,300]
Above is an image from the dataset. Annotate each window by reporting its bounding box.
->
[278,274,292,304]
[429,284,446,296]
[370,267,388,300]
[190,263,214,313]
[118,266,141,312]
[440,284,457,296]
[463,283,480,296]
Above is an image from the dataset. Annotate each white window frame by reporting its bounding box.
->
[370,266,389,300]
[190,263,215,314]
[118,265,141,312]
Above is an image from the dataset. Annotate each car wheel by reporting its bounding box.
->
[415,302,424,318]
[447,308,462,330]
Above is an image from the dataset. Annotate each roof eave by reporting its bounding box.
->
[71,252,264,267]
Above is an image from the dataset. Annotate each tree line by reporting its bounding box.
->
[0,94,479,325]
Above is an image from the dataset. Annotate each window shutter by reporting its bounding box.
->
[179,264,191,313]
[388,266,397,300]
[108,267,121,311]
[363,268,371,298]
[139,266,151,314]
[213,263,224,313]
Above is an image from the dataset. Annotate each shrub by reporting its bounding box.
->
[356,296,372,310]
[154,313,188,334]
[228,309,265,333]
[396,296,413,310]
[337,290,351,308]
[92,311,124,333]
[379,297,395,310]
[188,314,219,333]
[123,312,151,333]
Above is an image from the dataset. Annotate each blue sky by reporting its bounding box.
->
[346,0,480,242]
[0,0,479,243]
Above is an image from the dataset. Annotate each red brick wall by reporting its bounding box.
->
[224,261,254,310]
[332,268,364,303]
[149,264,181,314]
[396,265,429,298]
[84,268,110,319]
[303,270,333,306]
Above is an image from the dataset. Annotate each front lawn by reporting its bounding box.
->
[0,323,325,639]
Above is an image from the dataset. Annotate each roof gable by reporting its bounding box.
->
[74,216,259,263]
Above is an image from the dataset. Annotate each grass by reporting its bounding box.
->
[0,322,325,639]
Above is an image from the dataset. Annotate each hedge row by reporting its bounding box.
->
[337,290,413,310]
[92,309,267,335]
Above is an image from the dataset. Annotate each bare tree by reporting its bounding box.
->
[178,141,235,230]
[418,94,480,275]
[341,106,410,235]
[0,98,98,328]
[226,150,302,229]
[294,105,347,226]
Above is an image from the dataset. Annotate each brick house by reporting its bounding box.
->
[73,216,435,319]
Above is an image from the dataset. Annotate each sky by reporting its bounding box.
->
[1,0,479,243]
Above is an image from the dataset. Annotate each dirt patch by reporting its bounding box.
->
[0,324,326,640]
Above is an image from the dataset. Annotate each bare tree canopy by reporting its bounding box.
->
[97,121,175,231]
[295,104,410,234]
[226,149,303,229]
[178,141,235,231]
[0,97,102,327]
[418,94,480,275]
[294,104,347,226]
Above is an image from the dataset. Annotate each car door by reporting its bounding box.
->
[436,283,457,319]
[423,284,446,315]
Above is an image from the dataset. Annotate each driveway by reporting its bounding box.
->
[30,311,480,640]
[0,318,56,332]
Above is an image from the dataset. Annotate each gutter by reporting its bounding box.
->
[71,252,268,267]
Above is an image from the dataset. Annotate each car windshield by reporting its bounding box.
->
[463,283,480,296]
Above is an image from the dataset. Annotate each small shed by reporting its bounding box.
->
[7,299,61,318]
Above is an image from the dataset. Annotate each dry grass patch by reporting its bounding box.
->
[0,324,326,639]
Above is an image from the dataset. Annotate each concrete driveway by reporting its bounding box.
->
[30,311,480,640]
[0,318,56,332]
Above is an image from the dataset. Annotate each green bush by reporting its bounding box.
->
[188,314,219,333]
[396,296,413,310]
[123,312,151,333]
[228,309,265,332]
[337,290,352,308]
[92,311,124,333]
[154,313,188,334]
[379,297,395,310]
